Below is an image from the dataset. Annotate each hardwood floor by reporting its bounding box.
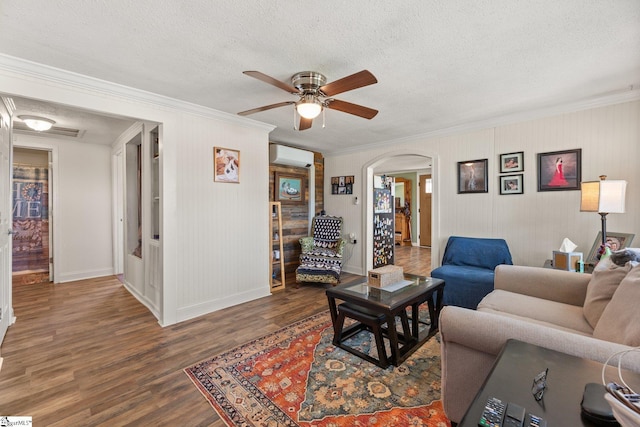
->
[394,245,432,276]
[0,249,431,426]
[0,274,362,426]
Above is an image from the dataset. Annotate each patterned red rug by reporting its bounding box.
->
[184,310,451,426]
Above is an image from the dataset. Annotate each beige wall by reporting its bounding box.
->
[326,100,640,274]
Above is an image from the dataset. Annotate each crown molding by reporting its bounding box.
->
[0,53,275,133]
[325,88,640,156]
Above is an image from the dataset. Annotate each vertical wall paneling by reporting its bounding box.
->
[325,101,640,270]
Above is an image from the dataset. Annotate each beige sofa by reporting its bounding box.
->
[439,263,640,423]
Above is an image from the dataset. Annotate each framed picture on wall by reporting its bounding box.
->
[499,174,523,195]
[331,175,354,194]
[213,147,240,183]
[537,148,581,191]
[457,159,488,194]
[499,151,524,173]
[275,172,305,203]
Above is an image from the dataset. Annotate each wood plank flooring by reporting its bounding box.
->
[0,247,431,426]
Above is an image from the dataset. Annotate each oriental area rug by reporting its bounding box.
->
[184,310,451,426]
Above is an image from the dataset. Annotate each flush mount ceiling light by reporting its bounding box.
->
[18,115,56,131]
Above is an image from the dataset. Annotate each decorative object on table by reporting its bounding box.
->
[537,148,581,191]
[457,159,488,193]
[367,264,404,288]
[499,174,523,195]
[331,175,354,194]
[184,310,449,427]
[581,175,628,262]
[499,151,524,173]
[552,237,583,272]
[213,146,240,183]
[586,231,634,264]
[552,251,583,272]
[275,172,305,203]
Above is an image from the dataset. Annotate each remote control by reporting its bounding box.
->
[479,397,506,427]
[524,413,547,427]
[503,402,525,427]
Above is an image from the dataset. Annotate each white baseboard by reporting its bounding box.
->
[175,287,270,324]
[56,268,115,283]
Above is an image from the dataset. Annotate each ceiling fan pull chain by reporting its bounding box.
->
[293,106,298,130]
[322,108,326,128]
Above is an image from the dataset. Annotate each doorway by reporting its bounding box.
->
[419,174,432,247]
[366,152,436,273]
[12,148,52,285]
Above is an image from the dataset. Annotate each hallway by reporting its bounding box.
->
[394,245,432,276]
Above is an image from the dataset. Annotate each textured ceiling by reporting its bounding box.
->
[0,0,639,153]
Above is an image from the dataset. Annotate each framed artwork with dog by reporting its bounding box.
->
[214,147,240,183]
[275,173,304,203]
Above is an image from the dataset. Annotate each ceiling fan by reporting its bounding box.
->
[238,70,378,130]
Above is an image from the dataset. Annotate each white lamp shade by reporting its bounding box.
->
[580,180,627,213]
[296,101,322,119]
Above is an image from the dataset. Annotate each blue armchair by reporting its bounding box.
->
[431,236,512,309]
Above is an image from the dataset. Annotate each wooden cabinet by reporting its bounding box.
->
[395,212,411,246]
[270,202,285,292]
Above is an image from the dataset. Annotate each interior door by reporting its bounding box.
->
[419,174,432,247]
[0,99,13,346]
[48,150,54,281]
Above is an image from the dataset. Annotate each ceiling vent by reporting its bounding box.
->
[13,121,83,138]
[269,144,314,168]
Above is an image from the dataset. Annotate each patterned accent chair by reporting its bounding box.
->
[295,215,345,286]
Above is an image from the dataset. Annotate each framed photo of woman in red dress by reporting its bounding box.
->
[537,149,581,191]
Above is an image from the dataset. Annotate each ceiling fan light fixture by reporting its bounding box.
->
[296,95,322,119]
[18,115,56,131]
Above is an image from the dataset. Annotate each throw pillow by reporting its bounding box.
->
[593,263,640,346]
[583,260,633,328]
[610,248,640,266]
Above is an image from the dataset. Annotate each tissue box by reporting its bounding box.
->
[552,251,583,272]
[368,265,404,288]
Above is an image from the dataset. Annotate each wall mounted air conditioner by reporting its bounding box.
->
[269,144,314,168]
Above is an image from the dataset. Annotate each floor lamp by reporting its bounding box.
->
[580,175,627,246]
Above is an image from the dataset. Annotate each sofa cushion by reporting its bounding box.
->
[593,263,640,346]
[478,290,594,334]
[583,258,633,328]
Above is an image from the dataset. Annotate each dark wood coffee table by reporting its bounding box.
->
[326,274,445,367]
[459,339,640,426]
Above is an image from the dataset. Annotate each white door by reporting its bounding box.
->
[0,99,13,346]
[113,149,124,275]
[48,150,54,281]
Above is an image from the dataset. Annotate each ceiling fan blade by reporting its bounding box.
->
[238,101,294,116]
[298,117,313,131]
[243,71,300,94]
[325,99,378,119]
[319,70,377,97]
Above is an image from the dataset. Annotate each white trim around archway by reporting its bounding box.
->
[361,150,440,273]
